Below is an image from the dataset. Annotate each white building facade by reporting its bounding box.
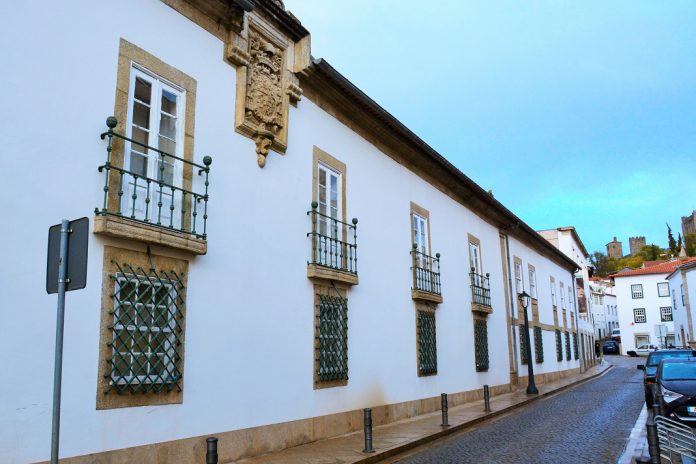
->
[0,1,582,463]
[538,227,597,368]
[668,260,696,347]
[613,260,696,354]
[589,280,618,340]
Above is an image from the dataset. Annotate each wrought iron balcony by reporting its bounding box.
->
[470,269,492,307]
[411,245,442,296]
[307,202,358,276]
[96,117,211,240]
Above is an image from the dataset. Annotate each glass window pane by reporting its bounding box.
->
[133,332,149,354]
[159,114,176,140]
[131,126,149,154]
[318,168,326,189]
[134,77,152,105]
[330,175,338,209]
[129,152,147,177]
[133,101,150,128]
[158,135,176,157]
[161,89,177,115]
[156,159,175,184]
[119,281,136,302]
[114,353,130,378]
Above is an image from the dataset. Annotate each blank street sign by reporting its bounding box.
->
[46,217,89,294]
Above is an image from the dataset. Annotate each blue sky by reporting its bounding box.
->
[284,0,696,254]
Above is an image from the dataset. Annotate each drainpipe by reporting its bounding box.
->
[571,269,585,373]
[503,229,519,377]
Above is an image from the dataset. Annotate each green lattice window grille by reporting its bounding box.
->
[573,332,579,360]
[316,293,349,382]
[519,325,528,365]
[474,319,489,372]
[418,310,437,375]
[565,331,571,360]
[534,327,544,364]
[555,330,563,362]
[107,261,185,393]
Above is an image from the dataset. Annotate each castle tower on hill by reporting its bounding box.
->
[606,236,623,259]
[683,210,696,237]
[629,236,646,257]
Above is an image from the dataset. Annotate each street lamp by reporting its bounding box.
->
[518,290,539,395]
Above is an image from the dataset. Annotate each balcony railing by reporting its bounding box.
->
[470,269,491,307]
[96,117,211,239]
[411,245,441,295]
[307,202,358,275]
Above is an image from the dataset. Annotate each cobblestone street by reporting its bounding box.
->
[384,357,644,464]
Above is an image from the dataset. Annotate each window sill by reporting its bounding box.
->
[307,263,358,286]
[94,215,207,255]
[472,302,493,315]
[411,289,443,304]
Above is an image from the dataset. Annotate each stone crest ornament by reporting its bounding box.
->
[224,2,310,168]
[247,32,283,167]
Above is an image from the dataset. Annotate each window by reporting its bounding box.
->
[125,66,185,228]
[316,162,343,268]
[109,266,184,393]
[565,331,571,360]
[633,308,647,323]
[519,325,529,365]
[550,277,557,307]
[635,334,650,347]
[560,282,566,310]
[631,284,644,299]
[555,330,563,362]
[469,240,482,276]
[657,282,670,297]
[514,258,523,295]
[410,203,440,296]
[573,333,579,360]
[660,306,673,322]
[469,235,490,307]
[474,319,489,371]
[413,213,429,256]
[682,284,686,305]
[417,310,437,375]
[673,289,678,309]
[316,293,349,383]
[568,287,574,311]
[528,265,537,299]
[534,327,544,363]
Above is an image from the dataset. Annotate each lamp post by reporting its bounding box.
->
[518,290,538,395]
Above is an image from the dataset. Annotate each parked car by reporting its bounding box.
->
[602,340,620,355]
[638,349,696,406]
[635,344,659,357]
[611,328,621,344]
[655,358,696,426]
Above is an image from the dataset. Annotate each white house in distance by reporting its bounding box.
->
[589,278,618,340]
[613,258,696,353]
[668,259,696,347]
[0,1,583,463]
[537,226,596,368]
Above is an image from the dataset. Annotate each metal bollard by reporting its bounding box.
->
[441,393,449,427]
[363,408,375,453]
[483,385,491,413]
[646,406,661,464]
[206,437,218,464]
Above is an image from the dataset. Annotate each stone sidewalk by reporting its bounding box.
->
[232,363,612,464]
[616,405,648,464]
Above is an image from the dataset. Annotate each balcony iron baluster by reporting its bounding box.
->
[307,203,358,276]
[410,246,442,296]
[96,117,212,240]
[470,269,492,307]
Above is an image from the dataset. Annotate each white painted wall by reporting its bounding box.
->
[615,273,675,353]
[0,1,579,462]
[670,267,696,345]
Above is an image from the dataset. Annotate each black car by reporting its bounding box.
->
[638,349,695,406]
[655,358,696,425]
[602,340,619,354]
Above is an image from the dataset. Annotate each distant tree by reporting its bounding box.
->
[590,251,612,277]
[590,251,643,277]
[667,223,678,256]
[617,255,644,270]
[678,233,683,253]
[639,244,662,261]
[685,234,696,257]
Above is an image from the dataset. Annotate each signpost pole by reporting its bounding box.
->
[51,219,70,464]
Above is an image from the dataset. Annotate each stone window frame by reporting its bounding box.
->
[513,256,524,297]
[631,284,644,299]
[634,308,647,324]
[657,282,670,298]
[550,276,557,308]
[313,283,349,389]
[416,303,438,377]
[410,202,433,256]
[528,264,537,300]
[660,306,673,322]
[97,245,188,409]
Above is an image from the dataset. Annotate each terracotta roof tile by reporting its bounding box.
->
[611,258,696,278]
